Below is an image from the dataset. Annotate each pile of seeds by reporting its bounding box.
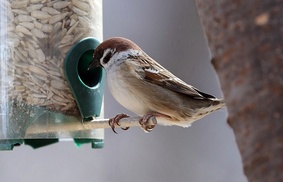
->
[0,0,102,116]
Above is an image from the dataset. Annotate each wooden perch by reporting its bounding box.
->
[25,116,156,136]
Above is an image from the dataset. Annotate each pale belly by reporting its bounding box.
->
[107,72,148,116]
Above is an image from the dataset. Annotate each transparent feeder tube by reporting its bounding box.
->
[0,0,103,144]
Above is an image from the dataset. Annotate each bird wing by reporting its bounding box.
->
[132,54,216,100]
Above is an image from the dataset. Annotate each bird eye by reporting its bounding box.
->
[103,52,112,64]
[101,49,114,64]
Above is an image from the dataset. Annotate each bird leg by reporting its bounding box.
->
[108,113,130,134]
[139,112,169,132]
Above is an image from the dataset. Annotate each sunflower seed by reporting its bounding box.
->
[16,25,32,35]
[72,6,87,16]
[18,47,28,57]
[27,48,38,59]
[72,0,89,12]
[48,70,61,77]
[27,4,43,12]
[19,22,35,29]
[31,28,47,38]
[33,20,43,29]
[14,86,25,92]
[42,7,60,15]
[28,65,48,77]
[14,61,29,69]
[12,9,29,15]
[36,49,45,62]
[52,95,67,102]
[72,32,84,44]
[69,18,76,26]
[31,10,51,19]
[41,24,53,33]
[50,79,67,90]
[61,35,73,44]
[78,16,90,26]
[67,21,78,34]
[47,91,54,100]
[49,12,68,24]
[29,74,45,87]
[17,14,36,22]
[29,0,43,4]
[11,1,28,9]
[32,93,47,98]
[53,1,70,9]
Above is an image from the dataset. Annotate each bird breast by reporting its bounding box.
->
[106,65,149,116]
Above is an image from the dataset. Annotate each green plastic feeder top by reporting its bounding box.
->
[64,37,105,122]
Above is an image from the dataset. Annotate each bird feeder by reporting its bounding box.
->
[0,0,104,150]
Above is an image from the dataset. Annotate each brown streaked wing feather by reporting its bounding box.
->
[132,54,216,99]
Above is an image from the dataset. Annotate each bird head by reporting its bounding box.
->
[88,37,142,71]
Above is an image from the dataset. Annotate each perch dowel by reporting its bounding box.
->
[25,116,156,137]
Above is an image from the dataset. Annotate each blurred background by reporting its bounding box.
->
[0,0,247,181]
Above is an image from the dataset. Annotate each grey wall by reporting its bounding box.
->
[0,0,247,182]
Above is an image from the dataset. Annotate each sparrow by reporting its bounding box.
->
[88,37,225,133]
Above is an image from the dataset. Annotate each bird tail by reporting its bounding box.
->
[193,98,225,121]
[211,98,226,111]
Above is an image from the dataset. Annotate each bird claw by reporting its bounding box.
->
[139,113,158,132]
[108,113,130,134]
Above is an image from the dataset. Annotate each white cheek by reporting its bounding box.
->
[103,49,141,70]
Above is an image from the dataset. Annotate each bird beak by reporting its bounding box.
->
[88,57,102,71]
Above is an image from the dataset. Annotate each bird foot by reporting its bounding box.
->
[139,113,159,132]
[108,113,130,134]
